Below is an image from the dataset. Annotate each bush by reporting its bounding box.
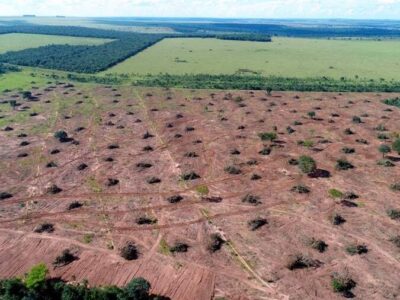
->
[378,144,391,158]
[167,195,183,203]
[34,223,54,233]
[258,132,277,141]
[346,244,368,255]
[54,130,69,142]
[170,242,189,253]
[67,201,83,210]
[331,213,346,225]
[290,185,310,194]
[224,166,241,175]
[391,183,400,191]
[342,147,355,154]
[25,263,48,289]
[208,233,225,252]
[180,172,200,180]
[125,277,151,299]
[387,209,400,220]
[0,192,13,200]
[286,254,320,270]
[258,147,271,155]
[393,138,400,154]
[120,242,139,260]
[248,218,267,231]
[298,155,317,174]
[377,159,395,167]
[309,238,328,253]
[331,273,356,297]
[328,189,343,199]
[335,159,354,171]
[242,194,261,205]
[53,249,78,267]
[352,116,362,123]
[390,235,400,248]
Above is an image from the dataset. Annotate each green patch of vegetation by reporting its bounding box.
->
[159,238,171,255]
[195,185,209,195]
[298,155,317,174]
[83,233,94,244]
[258,131,277,141]
[328,189,344,198]
[383,97,400,108]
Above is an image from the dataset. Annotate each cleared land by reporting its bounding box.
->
[0,84,399,299]
[0,33,112,54]
[106,37,400,80]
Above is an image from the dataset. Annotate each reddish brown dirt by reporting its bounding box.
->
[0,85,399,300]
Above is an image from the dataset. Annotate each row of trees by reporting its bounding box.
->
[131,73,400,92]
[0,263,168,300]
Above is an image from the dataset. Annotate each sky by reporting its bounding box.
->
[0,0,399,19]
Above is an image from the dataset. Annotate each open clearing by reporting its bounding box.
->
[0,33,112,54]
[0,84,399,299]
[105,37,400,80]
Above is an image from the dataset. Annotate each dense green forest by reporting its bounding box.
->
[0,264,168,300]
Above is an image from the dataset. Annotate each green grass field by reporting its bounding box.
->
[0,33,112,54]
[105,37,400,80]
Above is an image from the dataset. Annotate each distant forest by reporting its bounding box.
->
[94,19,400,38]
[0,25,271,72]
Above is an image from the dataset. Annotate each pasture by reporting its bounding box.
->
[0,33,112,54]
[105,37,400,80]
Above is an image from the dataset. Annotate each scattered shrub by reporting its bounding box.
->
[147,177,161,184]
[170,242,189,253]
[53,249,78,267]
[67,201,83,210]
[248,218,267,231]
[346,244,368,256]
[336,159,354,171]
[120,242,139,260]
[258,132,277,141]
[180,172,200,180]
[377,159,395,167]
[136,217,157,225]
[288,158,298,165]
[331,273,356,297]
[389,235,400,248]
[34,223,54,233]
[309,238,328,253]
[77,163,88,171]
[250,174,262,180]
[392,138,400,154]
[242,194,261,205]
[107,178,119,186]
[286,254,321,270]
[391,183,400,191]
[167,195,183,203]
[0,192,12,200]
[329,189,343,199]
[224,166,241,175]
[378,144,391,158]
[298,155,317,174]
[342,147,355,154]
[258,147,271,155]
[291,185,310,194]
[344,128,354,135]
[387,209,400,220]
[47,184,62,194]
[331,213,346,225]
[208,233,225,252]
[352,116,362,124]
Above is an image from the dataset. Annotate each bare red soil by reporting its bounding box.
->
[0,85,399,299]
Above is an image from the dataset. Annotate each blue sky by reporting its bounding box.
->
[0,0,399,19]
